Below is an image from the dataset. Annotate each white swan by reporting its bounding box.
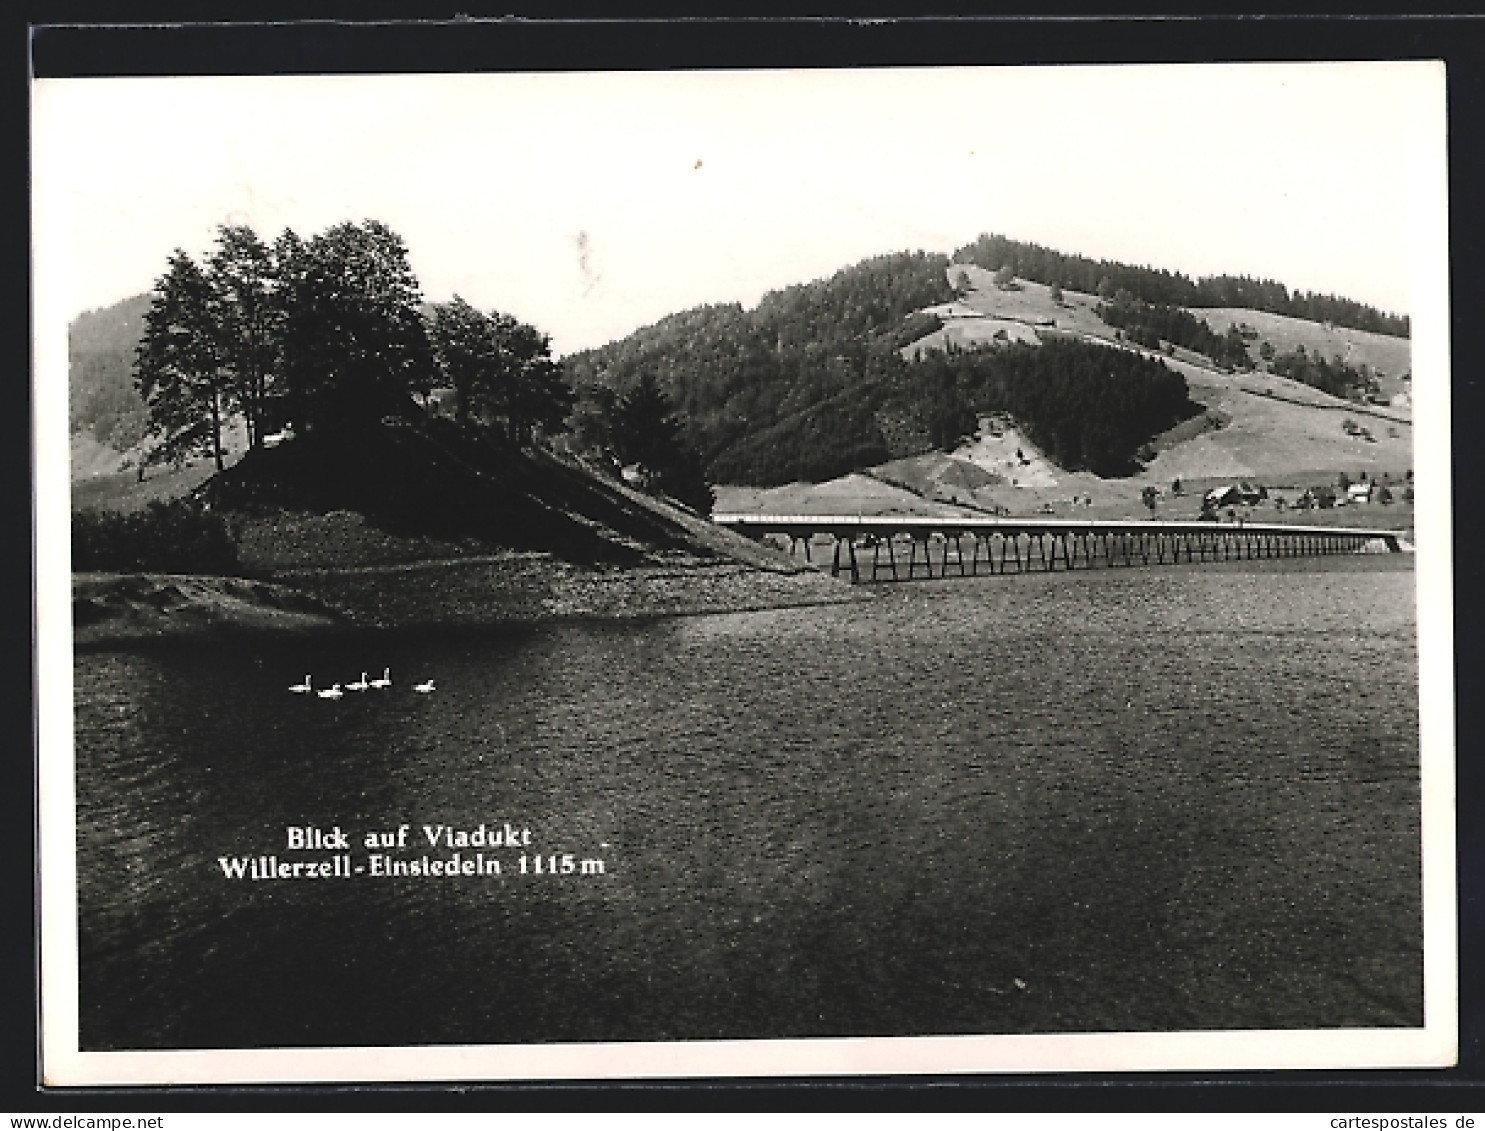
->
[346,672,370,692]
[413,679,436,694]
[317,683,345,700]
[369,668,391,689]
[289,675,313,694]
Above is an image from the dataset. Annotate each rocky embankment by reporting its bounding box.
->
[72,555,865,646]
[72,572,345,646]
[280,553,863,630]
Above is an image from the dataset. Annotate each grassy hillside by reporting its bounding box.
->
[1158,358,1412,482]
[1197,307,1412,399]
[933,265,1412,402]
[939,265,1122,340]
[951,232,1410,337]
[727,259,1415,521]
[73,457,232,516]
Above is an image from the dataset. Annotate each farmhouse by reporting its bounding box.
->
[1204,483,1265,509]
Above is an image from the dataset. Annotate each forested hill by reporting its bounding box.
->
[69,293,152,450]
[565,249,953,455]
[565,251,954,475]
[564,249,1200,486]
[952,234,1410,338]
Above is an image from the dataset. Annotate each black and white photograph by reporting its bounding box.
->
[33,51,1455,1084]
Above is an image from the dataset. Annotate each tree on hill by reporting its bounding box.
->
[1096,293,1250,368]
[610,371,714,514]
[428,296,491,425]
[1270,347,1372,399]
[132,219,453,472]
[276,220,436,437]
[207,224,281,450]
[429,296,574,445]
[490,314,573,446]
[134,250,230,473]
[953,233,1410,337]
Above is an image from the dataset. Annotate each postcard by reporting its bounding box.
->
[34,54,1455,1085]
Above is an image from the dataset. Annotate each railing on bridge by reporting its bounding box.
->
[712,514,1404,583]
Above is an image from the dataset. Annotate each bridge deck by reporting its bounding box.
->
[713,513,1401,541]
[712,513,1404,582]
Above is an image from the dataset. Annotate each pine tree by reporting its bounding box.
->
[134,250,228,473]
[610,372,714,514]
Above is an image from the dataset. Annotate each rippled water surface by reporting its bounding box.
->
[74,556,1422,1049]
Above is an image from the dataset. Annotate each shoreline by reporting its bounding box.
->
[71,545,1412,650]
[71,556,869,648]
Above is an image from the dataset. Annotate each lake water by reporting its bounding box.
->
[72,555,1422,1050]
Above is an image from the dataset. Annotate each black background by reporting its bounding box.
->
[12,8,1485,1113]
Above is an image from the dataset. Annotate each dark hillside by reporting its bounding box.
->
[198,418,716,567]
[685,337,1199,487]
[707,385,894,486]
[564,250,955,475]
[912,339,1201,477]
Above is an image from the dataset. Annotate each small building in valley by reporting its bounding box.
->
[1204,483,1265,509]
